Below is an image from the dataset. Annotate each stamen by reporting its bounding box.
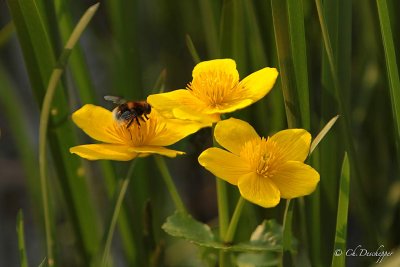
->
[187,70,240,108]
[240,137,282,178]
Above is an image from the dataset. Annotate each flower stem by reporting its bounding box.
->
[224,196,246,243]
[101,160,136,267]
[154,155,186,213]
[216,179,229,237]
[279,199,294,267]
[101,160,136,266]
[212,122,230,267]
[212,123,229,239]
[217,179,229,267]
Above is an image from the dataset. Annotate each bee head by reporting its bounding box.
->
[145,103,152,114]
[113,106,132,121]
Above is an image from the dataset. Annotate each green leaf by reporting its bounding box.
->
[163,212,282,252]
[219,0,247,71]
[105,0,143,99]
[0,65,42,217]
[281,200,295,266]
[331,153,350,267]
[271,0,301,128]
[38,258,46,267]
[376,0,400,160]
[16,210,28,267]
[287,0,310,130]
[199,0,219,58]
[185,34,201,64]
[54,1,97,104]
[249,220,287,249]
[162,211,216,246]
[310,115,340,154]
[7,1,101,264]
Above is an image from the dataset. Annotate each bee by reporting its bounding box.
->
[104,96,152,128]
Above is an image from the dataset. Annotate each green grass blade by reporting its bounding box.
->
[100,162,139,266]
[230,0,246,73]
[316,0,347,263]
[7,1,101,264]
[287,0,310,130]
[105,0,142,99]
[376,0,400,158]
[37,4,100,265]
[315,0,377,254]
[100,160,136,267]
[55,1,97,104]
[308,152,322,266]
[219,0,247,70]
[281,200,294,267]
[38,258,46,267]
[154,156,187,213]
[243,1,282,134]
[16,210,29,267]
[199,0,219,58]
[0,66,42,217]
[185,34,201,64]
[219,0,235,59]
[331,153,350,267]
[271,0,301,128]
[271,2,304,264]
[243,1,267,69]
[54,3,140,264]
[151,69,167,94]
[310,115,340,154]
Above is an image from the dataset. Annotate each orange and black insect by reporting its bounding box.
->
[104,96,151,128]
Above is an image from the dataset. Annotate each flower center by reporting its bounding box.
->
[187,70,239,108]
[111,112,166,146]
[240,137,283,178]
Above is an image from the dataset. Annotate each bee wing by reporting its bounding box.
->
[104,95,126,104]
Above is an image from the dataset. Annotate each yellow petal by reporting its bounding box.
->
[70,144,137,161]
[198,147,251,185]
[238,67,278,102]
[270,161,320,199]
[148,116,210,146]
[132,146,184,158]
[270,129,311,162]
[203,99,254,115]
[147,89,206,118]
[72,104,124,144]
[147,89,213,123]
[238,172,281,208]
[214,118,260,155]
[192,59,239,83]
[173,108,220,123]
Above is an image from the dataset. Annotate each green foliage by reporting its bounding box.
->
[163,212,283,253]
[1,0,399,266]
[16,210,28,267]
[331,153,350,267]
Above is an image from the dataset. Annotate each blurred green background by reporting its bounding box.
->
[0,0,399,266]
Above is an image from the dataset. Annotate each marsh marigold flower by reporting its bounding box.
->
[147,59,278,123]
[70,104,204,160]
[198,118,320,208]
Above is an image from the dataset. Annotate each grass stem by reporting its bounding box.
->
[154,156,186,213]
[101,160,136,267]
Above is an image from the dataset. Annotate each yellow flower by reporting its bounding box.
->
[70,104,204,161]
[147,59,278,123]
[198,118,320,208]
